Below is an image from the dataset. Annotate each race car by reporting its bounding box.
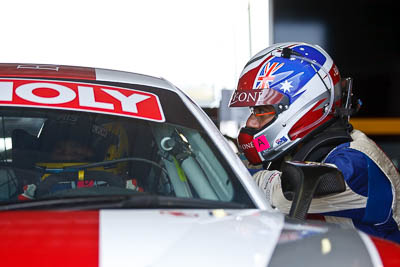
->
[0,63,398,267]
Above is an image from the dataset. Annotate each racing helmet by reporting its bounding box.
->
[36,113,129,177]
[229,42,344,165]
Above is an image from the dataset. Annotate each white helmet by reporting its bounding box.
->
[230,42,347,165]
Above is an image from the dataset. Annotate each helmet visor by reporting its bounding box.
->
[229,88,287,107]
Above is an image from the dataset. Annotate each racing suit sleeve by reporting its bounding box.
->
[252,169,367,214]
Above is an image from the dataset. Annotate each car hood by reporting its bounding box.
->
[0,209,285,267]
[101,209,285,267]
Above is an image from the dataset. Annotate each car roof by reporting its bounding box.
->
[0,63,177,92]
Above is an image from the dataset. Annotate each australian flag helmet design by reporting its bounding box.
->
[230,42,342,165]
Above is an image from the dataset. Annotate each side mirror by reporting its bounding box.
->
[280,161,346,220]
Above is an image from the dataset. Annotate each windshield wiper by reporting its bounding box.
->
[0,194,250,211]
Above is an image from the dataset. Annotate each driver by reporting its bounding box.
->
[17,114,143,200]
[229,42,400,243]
[51,140,94,161]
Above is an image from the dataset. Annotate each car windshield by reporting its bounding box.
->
[0,107,254,208]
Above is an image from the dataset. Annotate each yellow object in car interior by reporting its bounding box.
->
[36,162,105,180]
[78,170,85,181]
[172,156,188,182]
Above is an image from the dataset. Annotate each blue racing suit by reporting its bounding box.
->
[252,130,400,243]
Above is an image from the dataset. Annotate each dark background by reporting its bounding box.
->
[272,0,400,117]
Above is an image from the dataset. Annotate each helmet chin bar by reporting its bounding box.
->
[238,122,301,166]
[260,137,301,164]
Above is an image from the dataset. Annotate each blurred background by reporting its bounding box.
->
[1,0,399,164]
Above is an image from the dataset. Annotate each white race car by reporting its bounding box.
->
[0,63,398,267]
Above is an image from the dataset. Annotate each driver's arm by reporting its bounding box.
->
[252,169,367,214]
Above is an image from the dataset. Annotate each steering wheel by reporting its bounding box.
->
[35,157,171,197]
[63,157,171,194]
[62,157,168,175]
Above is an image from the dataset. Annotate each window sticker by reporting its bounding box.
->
[0,79,165,122]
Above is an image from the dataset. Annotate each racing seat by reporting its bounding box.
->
[124,121,163,193]
[11,129,42,189]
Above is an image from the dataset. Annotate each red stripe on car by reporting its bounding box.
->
[0,211,99,267]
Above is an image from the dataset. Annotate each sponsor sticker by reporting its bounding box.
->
[252,135,270,152]
[275,136,288,146]
[229,88,285,107]
[0,79,165,122]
